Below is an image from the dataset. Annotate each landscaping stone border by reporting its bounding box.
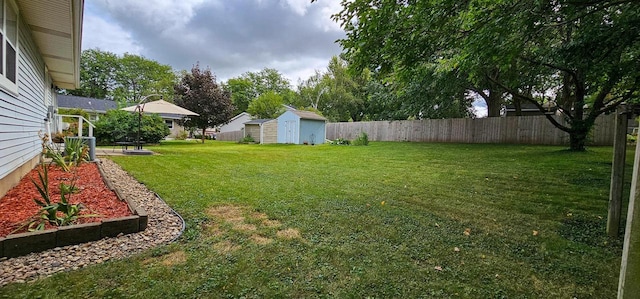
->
[0,162,147,258]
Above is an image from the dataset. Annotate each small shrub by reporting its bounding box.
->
[331,138,350,145]
[175,130,189,140]
[352,132,369,146]
[239,134,255,144]
[64,137,89,166]
[627,133,636,144]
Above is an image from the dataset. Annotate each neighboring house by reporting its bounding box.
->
[159,113,186,138]
[244,119,277,144]
[121,100,197,138]
[505,102,558,116]
[0,0,83,198]
[57,94,117,121]
[277,110,327,144]
[219,112,252,133]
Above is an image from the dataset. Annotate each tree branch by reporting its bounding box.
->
[486,75,572,133]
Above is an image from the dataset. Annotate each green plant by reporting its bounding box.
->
[352,131,369,146]
[64,137,89,166]
[239,134,255,144]
[30,173,83,231]
[627,133,636,144]
[331,138,350,145]
[26,134,94,231]
[94,110,169,145]
[175,130,189,140]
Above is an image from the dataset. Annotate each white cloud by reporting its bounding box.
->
[472,98,488,118]
[282,0,311,16]
[83,0,345,84]
[81,12,142,54]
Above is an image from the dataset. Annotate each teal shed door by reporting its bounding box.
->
[285,120,297,143]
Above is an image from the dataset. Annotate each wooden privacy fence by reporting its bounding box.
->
[217,130,244,142]
[326,114,616,145]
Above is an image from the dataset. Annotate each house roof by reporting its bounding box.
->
[245,119,274,125]
[19,0,84,89]
[121,100,199,116]
[291,110,327,121]
[57,95,117,113]
[229,112,252,122]
[505,102,557,112]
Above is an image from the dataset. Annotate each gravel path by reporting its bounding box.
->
[0,158,184,286]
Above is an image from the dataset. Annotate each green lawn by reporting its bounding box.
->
[1,141,631,298]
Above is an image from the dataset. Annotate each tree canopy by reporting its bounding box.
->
[330,0,640,150]
[247,91,286,119]
[175,64,235,143]
[66,49,178,104]
[225,68,293,116]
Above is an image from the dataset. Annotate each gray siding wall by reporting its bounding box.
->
[0,17,51,180]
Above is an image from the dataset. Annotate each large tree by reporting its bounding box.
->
[67,49,118,99]
[113,53,177,103]
[247,91,286,119]
[65,49,178,104]
[225,68,293,115]
[330,0,640,150]
[174,64,235,143]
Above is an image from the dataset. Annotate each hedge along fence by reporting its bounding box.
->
[326,114,616,146]
[217,130,244,142]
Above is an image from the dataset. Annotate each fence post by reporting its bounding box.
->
[609,105,628,237]
[78,117,83,137]
[618,134,640,298]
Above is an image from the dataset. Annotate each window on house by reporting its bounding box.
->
[0,0,17,92]
[165,120,173,129]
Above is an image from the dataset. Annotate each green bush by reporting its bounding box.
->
[239,134,255,144]
[627,133,637,144]
[331,138,350,145]
[175,130,189,140]
[94,110,169,145]
[352,132,369,146]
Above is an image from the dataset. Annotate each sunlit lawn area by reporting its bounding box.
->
[1,141,631,297]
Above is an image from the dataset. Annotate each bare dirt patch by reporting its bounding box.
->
[276,228,301,239]
[250,234,273,245]
[261,219,282,228]
[207,205,245,223]
[232,223,257,232]
[142,250,187,266]
[250,212,269,220]
[206,205,300,245]
[213,240,241,254]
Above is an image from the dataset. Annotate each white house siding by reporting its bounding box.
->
[0,18,53,195]
[220,112,252,133]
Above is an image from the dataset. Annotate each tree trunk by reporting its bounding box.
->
[201,127,206,144]
[513,98,523,116]
[486,90,502,117]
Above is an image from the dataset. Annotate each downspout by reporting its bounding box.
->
[260,123,264,145]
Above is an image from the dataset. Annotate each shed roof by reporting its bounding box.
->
[291,110,327,121]
[245,119,275,125]
[57,95,117,113]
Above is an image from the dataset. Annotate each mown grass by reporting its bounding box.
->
[1,141,632,298]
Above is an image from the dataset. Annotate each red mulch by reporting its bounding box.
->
[0,163,132,237]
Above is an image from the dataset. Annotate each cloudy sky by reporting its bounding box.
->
[82,0,345,83]
[82,0,488,117]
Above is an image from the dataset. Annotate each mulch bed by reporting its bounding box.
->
[0,163,132,237]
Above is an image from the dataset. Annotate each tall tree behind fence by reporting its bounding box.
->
[326,115,616,145]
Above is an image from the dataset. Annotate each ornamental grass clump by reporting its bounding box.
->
[23,133,95,232]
